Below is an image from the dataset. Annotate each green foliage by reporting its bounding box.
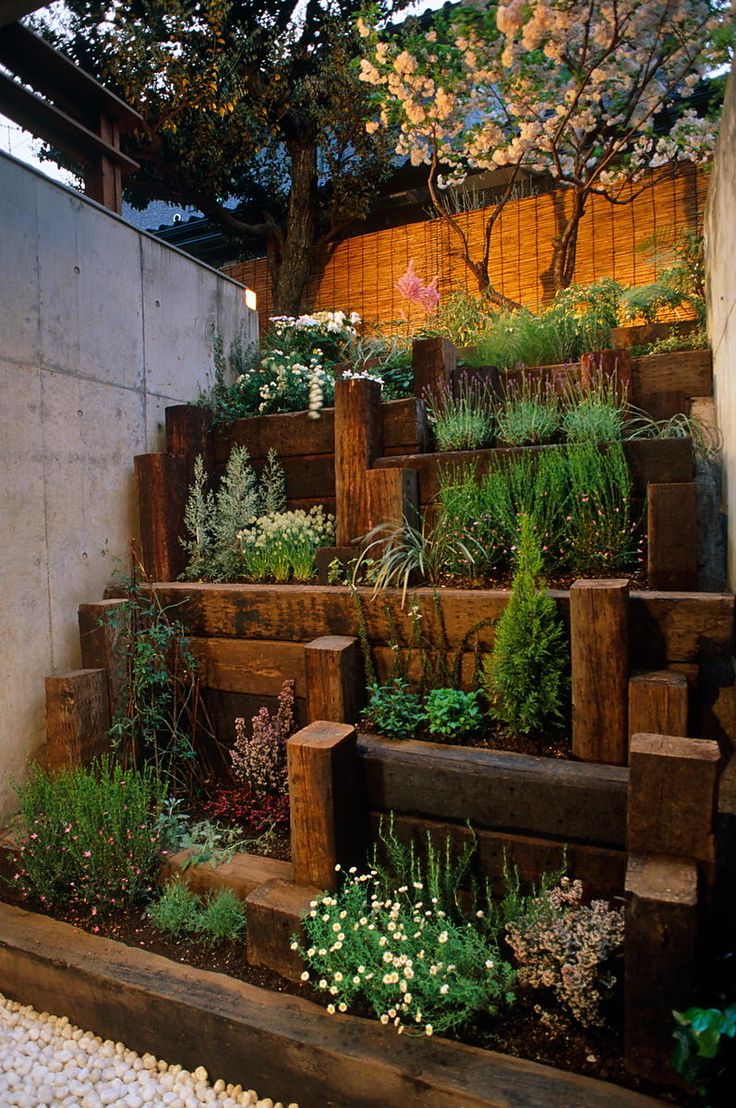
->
[565,442,635,573]
[14,757,168,914]
[645,325,709,355]
[672,1003,736,1103]
[211,445,260,580]
[623,229,707,326]
[354,514,477,600]
[363,677,426,739]
[107,573,214,795]
[562,379,626,443]
[625,408,721,461]
[495,380,560,446]
[344,331,414,400]
[148,881,246,945]
[182,449,334,583]
[194,889,247,945]
[424,688,483,741]
[422,290,499,348]
[482,516,568,735]
[177,819,249,870]
[146,879,200,936]
[467,280,623,371]
[426,379,495,452]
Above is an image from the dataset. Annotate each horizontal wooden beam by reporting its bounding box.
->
[187,638,307,698]
[0,71,139,173]
[373,438,693,504]
[358,733,629,847]
[0,23,142,130]
[146,584,735,668]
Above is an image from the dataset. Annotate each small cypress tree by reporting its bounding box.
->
[181,454,215,579]
[212,446,260,580]
[483,514,568,736]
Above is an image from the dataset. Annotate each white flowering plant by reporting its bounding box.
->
[239,506,335,583]
[297,866,515,1036]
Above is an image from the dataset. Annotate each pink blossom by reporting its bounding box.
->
[395,261,440,315]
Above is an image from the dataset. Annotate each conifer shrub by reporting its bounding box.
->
[482,515,568,735]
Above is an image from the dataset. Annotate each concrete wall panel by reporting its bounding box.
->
[0,151,257,818]
[706,58,736,588]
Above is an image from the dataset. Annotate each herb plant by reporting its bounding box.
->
[483,515,568,735]
[424,688,483,742]
[363,677,426,739]
[194,889,247,945]
[425,379,495,452]
[495,379,560,446]
[146,879,200,936]
[14,757,168,915]
[148,882,246,945]
[672,1002,736,1104]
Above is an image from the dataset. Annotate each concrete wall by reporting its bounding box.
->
[706,58,736,589]
[0,152,257,819]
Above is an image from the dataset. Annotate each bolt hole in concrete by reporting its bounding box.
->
[0,992,297,1108]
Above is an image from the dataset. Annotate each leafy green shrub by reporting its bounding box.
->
[426,379,495,452]
[14,757,168,914]
[195,889,247,944]
[363,677,426,739]
[148,882,246,944]
[505,876,625,1027]
[424,688,483,741]
[482,516,568,735]
[147,879,200,936]
[672,1002,736,1104]
[241,506,335,582]
[211,445,260,580]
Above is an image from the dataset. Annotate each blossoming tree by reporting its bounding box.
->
[359,1,730,297]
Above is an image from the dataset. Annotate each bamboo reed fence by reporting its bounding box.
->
[224,165,706,333]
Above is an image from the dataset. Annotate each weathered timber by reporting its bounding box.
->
[245,878,320,982]
[628,671,689,740]
[160,849,292,901]
[145,584,735,669]
[647,482,699,591]
[0,902,667,1108]
[628,733,720,863]
[624,855,698,1084]
[366,467,419,533]
[214,397,425,464]
[44,669,110,769]
[412,337,456,400]
[631,349,713,421]
[165,404,213,490]
[358,734,628,846]
[134,453,187,581]
[186,637,306,697]
[373,437,693,504]
[335,379,384,546]
[305,637,362,724]
[78,599,129,720]
[611,321,699,350]
[288,722,362,889]
[375,812,626,900]
[570,579,630,765]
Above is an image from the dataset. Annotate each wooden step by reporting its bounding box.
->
[160,849,292,901]
[246,877,321,982]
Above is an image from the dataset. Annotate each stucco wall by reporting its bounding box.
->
[706,58,736,590]
[0,152,257,818]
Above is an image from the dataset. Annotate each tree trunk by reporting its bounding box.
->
[551,187,586,291]
[270,139,318,315]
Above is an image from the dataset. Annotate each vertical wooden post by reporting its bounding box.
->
[287,722,362,891]
[624,855,698,1082]
[334,379,384,546]
[165,404,214,492]
[412,337,457,400]
[647,482,698,591]
[627,733,720,864]
[305,637,362,725]
[365,468,419,533]
[570,579,630,764]
[134,453,187,581]
[45,669,111,770]
[628,671,689,741]
[78,600,129,722]
[84,115,122,213]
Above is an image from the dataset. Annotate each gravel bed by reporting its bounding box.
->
[0,992,298,1108]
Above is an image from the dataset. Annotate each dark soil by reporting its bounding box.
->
[0,880,693,1106]
[362,723,572,759]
